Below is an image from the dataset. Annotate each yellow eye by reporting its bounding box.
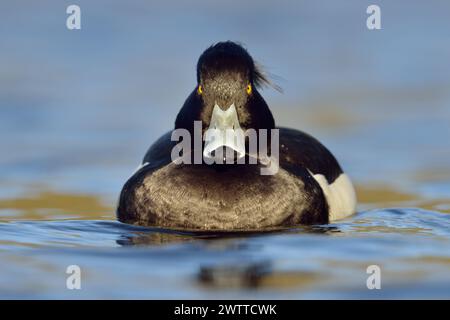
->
[246,84,252,95]
[197,85,203,95]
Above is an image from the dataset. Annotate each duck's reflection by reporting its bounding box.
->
[116,224,340,246]
[197,261,322,290]
[199,260,272,289]
[115,225,336,290]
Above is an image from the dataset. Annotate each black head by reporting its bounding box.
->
[175,41,275,133]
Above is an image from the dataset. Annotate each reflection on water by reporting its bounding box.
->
[1,1,450,299]
[198,260,273,289]
[118,225,340,246]
[0,207,448,298]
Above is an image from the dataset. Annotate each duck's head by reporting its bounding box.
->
[175,41,276,159]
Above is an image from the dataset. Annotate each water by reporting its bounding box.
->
[1,1,449,299]
[0,209,449,299]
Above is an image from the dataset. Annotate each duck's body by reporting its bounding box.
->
[117,42,356,231]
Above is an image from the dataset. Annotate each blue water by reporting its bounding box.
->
[0,208,449,299]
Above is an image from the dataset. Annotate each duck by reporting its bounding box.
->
[117,41,356,231]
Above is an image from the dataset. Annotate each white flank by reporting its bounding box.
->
[310,172,357,221]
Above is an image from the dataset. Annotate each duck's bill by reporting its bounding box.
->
[203,103,246,161]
